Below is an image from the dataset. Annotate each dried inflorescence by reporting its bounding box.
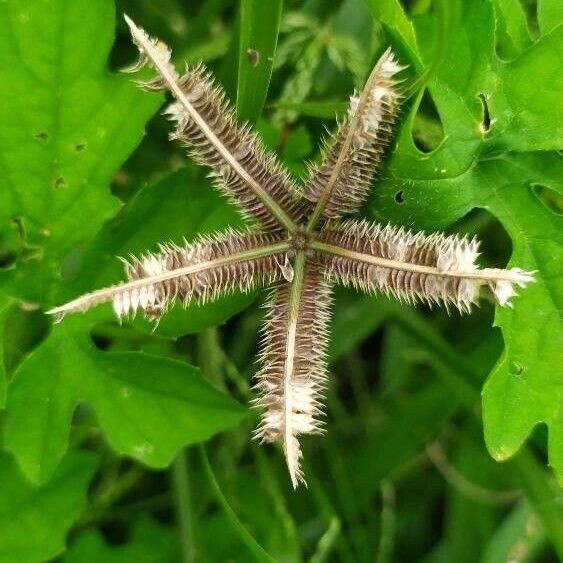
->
[317,219,533,312]
[49,16,535,488]
[305,49,404,219]
[254,266,332,488]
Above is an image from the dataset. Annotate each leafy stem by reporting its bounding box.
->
[171,449,195,563]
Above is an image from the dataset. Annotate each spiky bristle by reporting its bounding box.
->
[253,266,332,488]
[305,49,404,220]
[48,230,288,321]
[317,219,534,312]
[124,16,305,230]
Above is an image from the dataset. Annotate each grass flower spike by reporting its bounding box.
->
[48,16,535,489]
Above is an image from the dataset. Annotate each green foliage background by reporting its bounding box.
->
[0,0,561,561]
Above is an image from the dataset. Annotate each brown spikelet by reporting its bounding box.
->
[166,66,307,229]
[305,49,404,221]
[253,266,332,488]
[316,219,534,312]
[124,16,305,230]
[48,230,289,320]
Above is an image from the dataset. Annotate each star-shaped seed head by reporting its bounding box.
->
[49,16,534,489]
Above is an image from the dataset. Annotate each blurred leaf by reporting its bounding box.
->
[328,292,387,363]
[481,499,546,563]
[442,437,503,563]
[364,0,422,67]
[62,168,256,336]
[63,517,180,563]
[0,293,12,408]
[4,315,247,484]
[353,381,462,498]
[0,0,160,304]
[237,0,283,123]
[492,0,532,55]
[371,0,563,481]
[537,0,563,35]
[508,449,563,558]
[269,100,346,119]
[0,450,97,563]
[200,446,275,563]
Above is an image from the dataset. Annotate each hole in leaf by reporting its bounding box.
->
[394,190,405,204]
[510,361,525,376]
[246,48,260,67]
[33,131,49,143]
[3,305,50,376]
[74,141,87,152]
[521,0,540,39]
[0,240,16,268]
[53,176,66,189]
[100,520,130,546]
[531,184,563,215]
[447,208,512,268]
[478,93,491,133]
[411,88,444,153]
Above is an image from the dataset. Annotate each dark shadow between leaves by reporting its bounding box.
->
[410,88,445,154]
[531,184,563,216]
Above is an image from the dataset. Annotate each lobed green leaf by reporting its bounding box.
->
[4,315,247,484]
[0,0,160,304]
[0,451,98,563]
[370,1,563,480]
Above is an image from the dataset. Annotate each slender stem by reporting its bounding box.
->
[199,445,275,563]
[125,16,297,232]
[425,441,520,505]
[311,240,532,283]
[171,449,195,563]
[376,480,396,563]
[197,328,226,391]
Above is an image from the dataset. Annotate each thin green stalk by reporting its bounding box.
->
[199,445,275,563]
[376,480,396,563]
[197,327,227,391]
[171,449,195,563]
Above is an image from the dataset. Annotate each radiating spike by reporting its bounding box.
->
[317,219,534,312]
[47,230,288,321]
[253,266,333,488]
[123,16,305,229]
[305,49,405,221]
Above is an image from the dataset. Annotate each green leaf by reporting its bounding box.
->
[0,450,98,563]
[492,27,563,151]
[62,168,256,336]
[0,293,12,408]
[63,517,180,563]
[0,0,160,304]
[328,292,387,363]
[364,0,421,67]
[352,381,462,497]
[370,1,563,479]
[492,0,532,55]
[537,0,563,36]
[481,500,546,563]
[4,315,247,484]
[237,0,283,123]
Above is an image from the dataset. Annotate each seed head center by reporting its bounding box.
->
[289,228,311,252]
